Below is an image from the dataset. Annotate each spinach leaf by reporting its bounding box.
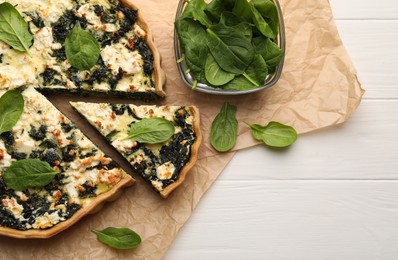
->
[0,90,24,135]
[65,22,100,70]
[3,159,60,191]
[252,0,279,38]
[232,0,253,22]
[184,44,209,85]
[125,118,175,144]
[181,0,212,27]
[246,121,297,148]
[0,2,33,53]
[206,23,254,74]
[93,227,141,249]
[249,2,275,39]
[211,102,238,152]
[222,55,268,91]
[175,18,209,84]
[205,54,235,86]
[204,0,235,23]
[242,54,268,87]
[253,36,283,73]
[220,12,252,39]
[222,74,256,91]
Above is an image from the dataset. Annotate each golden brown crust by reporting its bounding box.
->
[0,176,134,239]
[121,0,167,98]
[160,106,202,198]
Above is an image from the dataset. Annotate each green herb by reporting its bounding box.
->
[252,0,279,37]
[220,12,252,38]
[205,54,235,86]
[0,90,24,135]
[205,0,236,22]
[249,2,275,38]
[175,0,282,91]
[245,121,297,148]
[180,0,212,27]
[65,22,100,70]
[252,36,283,73]
[124,118,175,144]
[0,2,33,53]
[242,54,268,87]
[93,227,141,249]
[210,102,238,152]
[3,159,60,191]
[175,18,209,85]
[206,23,254,74]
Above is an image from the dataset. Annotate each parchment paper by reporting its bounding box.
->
[0,0,364,259]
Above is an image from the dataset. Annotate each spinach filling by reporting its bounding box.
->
[47,2,154,91]
[24,11,45,29]
[0,120,109,230]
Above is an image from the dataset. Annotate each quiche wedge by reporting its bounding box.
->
[0,0,166,100]
[0,87,134,239]
[70,102,202,198]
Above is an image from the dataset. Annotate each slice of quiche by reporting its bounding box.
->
[70,102,202,198]
[0,86,134,239]
[0,0,165,100]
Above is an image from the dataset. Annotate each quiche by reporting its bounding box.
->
[0,86,134,238]
[70,102,202,198]
[0,0,166,99]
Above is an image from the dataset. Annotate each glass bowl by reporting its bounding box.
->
[174,0,286,95]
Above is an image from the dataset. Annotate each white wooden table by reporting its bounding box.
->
[164,1,398,259]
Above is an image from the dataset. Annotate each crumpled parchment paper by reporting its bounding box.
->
[0,0,364,259]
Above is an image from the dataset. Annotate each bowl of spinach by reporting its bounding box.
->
[174,0,285,95]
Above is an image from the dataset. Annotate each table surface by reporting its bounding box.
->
[164,0,398,259]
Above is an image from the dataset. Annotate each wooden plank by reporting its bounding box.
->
[165,181,398,259]
[330,0,398,19]
[217,100,398,181]
[334,21,398,99]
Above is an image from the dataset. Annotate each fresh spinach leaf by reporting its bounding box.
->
[93,227,141,249]
[175,17,205,50]
[124,118,175,144]
[206,23,254,74]
[0,90,24,135]
[3,159,60,191]
[65,22,100,70]
[0,2,33,53]
[205,54,235,86]
[245,121,297,148]
[232,0,253,22]
[204,0,235,23]
[175,18,209,84]
[222,74,257,91]
[249,2,275,39]
[211,102,238,152]
[252,0,279,38]
[253,36,283,73]
[181,0,212,27]
[242,54,268,87]
[220,12,252,39]
[184,43,209,85]
[222,55,268,91]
